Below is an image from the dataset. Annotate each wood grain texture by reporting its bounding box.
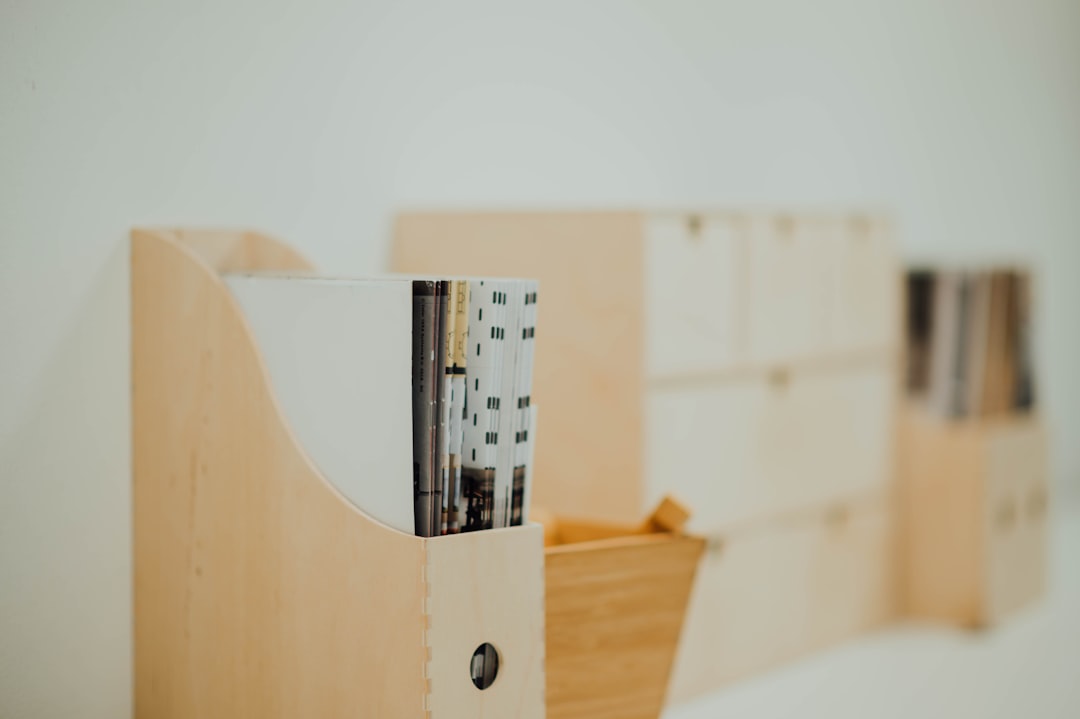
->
[393,212,646,522]
[545,529,705,719]
[427,526,546,719]
[132,228,544,719]
[898,406,1047,627]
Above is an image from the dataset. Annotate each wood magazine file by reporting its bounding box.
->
[131,229,545,718]
[899,406,1048,627]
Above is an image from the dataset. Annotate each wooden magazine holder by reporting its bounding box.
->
[131,229,544,718]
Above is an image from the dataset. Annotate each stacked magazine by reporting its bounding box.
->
[905,268,1035,418]
[411,279,539,537]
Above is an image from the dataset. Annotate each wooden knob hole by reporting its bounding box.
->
[470,643,499,690]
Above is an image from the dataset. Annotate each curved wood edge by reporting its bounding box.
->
[132,227,414,538]
[132,229,427,717]
[132,228,547,719]
[138,227,316,274]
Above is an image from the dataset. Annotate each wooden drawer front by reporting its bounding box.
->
[828,216,899,353]
[667,496,895,701]
[982,421,1048,622]
[645,364,894,532]
[645,213,743,379]
[745,215,832,364]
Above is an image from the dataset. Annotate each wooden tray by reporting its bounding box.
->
[539,498,705,719]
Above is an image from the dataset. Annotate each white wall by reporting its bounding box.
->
[2,0,1078,715]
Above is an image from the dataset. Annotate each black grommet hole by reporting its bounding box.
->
[470,643,499,690]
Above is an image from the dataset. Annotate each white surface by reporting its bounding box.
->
[224,275,416,534]
[2,2,1079,716]
[666,507,1080,719]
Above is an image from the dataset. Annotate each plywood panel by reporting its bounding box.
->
[983,419,1048,622]
[644,212,744,378]
[668,493,896,701]
[427,526,546,719]
[133,230,428,718]
[829,215,901,353]
[745,214,832,364]
[899,408,1047,627]
[133,229,545,719]
[646,363,894,533]
[546,534,704,719]
[898,410,985,625]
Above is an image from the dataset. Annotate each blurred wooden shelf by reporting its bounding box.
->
[899,405,1048,627]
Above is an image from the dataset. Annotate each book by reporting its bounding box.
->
[511,282,539,526]
[412,280,440,537]
[906,267,1036,420]
[905,271,936,394]
[963,273,992,416]
[1013,271,1036,411]
[444,280,470,534]
[461,280,506,531]
[928,271,961,417]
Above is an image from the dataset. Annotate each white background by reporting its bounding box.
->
[1,1,1078,716]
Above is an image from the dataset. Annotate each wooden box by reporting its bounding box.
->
[899,407,1048,627]
[132,229,545,718]
[541,500,705,719]
[394,210,901,698]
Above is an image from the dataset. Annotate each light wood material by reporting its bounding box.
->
[640,495,692,534]
[644,213,744,376]
[744,214,833,364]
[394,209,900,701]
[669,491,897,701]
[646,362,896,534]
[393,210,898,530]
[899,406,1048,627]
[132,228,544,719]
[544,505,705,719]
[427,527,546,718]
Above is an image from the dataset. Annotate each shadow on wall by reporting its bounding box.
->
[0,238,132,719]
